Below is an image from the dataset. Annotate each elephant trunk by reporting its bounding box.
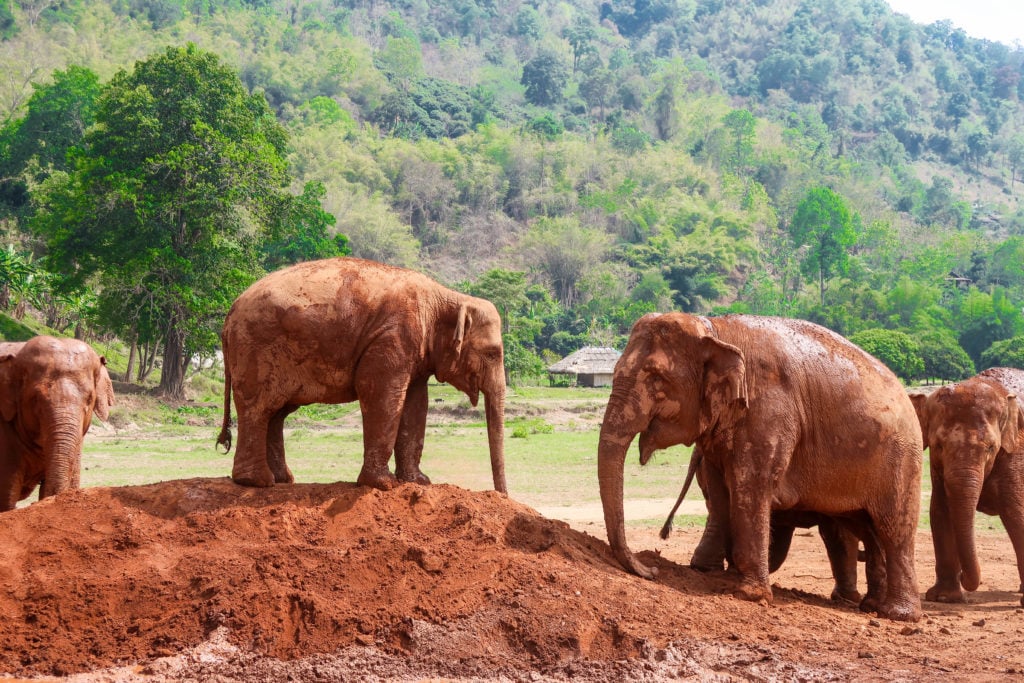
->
[598,434,654,579]
[948,470,983,591]
[484,386,507,494]
[39,413,86,499]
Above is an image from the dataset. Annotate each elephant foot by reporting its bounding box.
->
[734,580,772,605]
[830,585,862,605]
[396,468,431,486]
[690,557,726,572]
[357,467,400,491]
[272,466,294,484]
[231,465,276,488]
[925,583,966,603]
[875,598,922,623]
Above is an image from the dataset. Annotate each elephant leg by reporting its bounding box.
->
[0,468,21,512]
[925,479,965,603]
[691,460,730,572]
[395,379,430,485]
[267,405,297,484]
[868,507,922,621]
[727,447,774,604]
[819,517,861,604]
[231,395,276,488]
[767,520,795,574]
[354,369,408,491]
[855,523,887,613]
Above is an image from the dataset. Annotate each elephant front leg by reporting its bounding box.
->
[996,493,1024,604]
[394,379,430,486]
[727,469,773,604]
[925,481,966,603]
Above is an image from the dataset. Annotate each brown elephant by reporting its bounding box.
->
[0,335,115,511]
[217,257,507,493]
[598,313,923,621]
[910,367,1024,605]
[661,447,873,606]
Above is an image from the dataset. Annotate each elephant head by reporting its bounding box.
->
[434,296,507,493]
[598,313,747,578]
[0,336,115,502]
[912,379,1024,592]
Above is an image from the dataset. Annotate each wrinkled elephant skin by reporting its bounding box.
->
[911,368,1024,605]
[0,336,115,511]
[598,313,922,621]
[217,257,507,494]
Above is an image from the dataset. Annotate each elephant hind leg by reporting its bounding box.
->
[871,516,922,621]
[394,379,430,486]
[231,399,276,488]
[267,405,298,484]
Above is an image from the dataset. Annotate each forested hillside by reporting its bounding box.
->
[1,0,1023,396]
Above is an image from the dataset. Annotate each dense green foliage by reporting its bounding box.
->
[1,0,1023,388]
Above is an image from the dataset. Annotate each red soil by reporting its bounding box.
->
[1,478,1023,681]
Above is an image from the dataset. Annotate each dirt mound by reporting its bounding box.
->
[1,480,1023,681]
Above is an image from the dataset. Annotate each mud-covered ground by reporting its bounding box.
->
[1,476,1023,682]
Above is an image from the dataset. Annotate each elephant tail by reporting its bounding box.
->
[659,448,703,540]
[216,356,233,453]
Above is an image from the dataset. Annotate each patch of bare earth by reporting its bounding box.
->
[1,479,1023,681]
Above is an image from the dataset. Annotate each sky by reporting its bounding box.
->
[884,0,1023,48]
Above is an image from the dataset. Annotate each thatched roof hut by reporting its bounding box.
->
[546,346,621,387]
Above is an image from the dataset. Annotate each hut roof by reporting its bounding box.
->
[547,346,621,375]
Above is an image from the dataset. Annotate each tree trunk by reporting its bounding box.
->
[124,338,137,384]
[159,322,187,399]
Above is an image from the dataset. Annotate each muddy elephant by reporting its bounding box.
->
[217,257,506,493]
[0,335,115,511]
[910,367,1024,605]
[598,313,923,621]
[660,447,872,605]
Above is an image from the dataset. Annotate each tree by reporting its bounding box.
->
[980,336,1024,370]
[521,50,568,106]
[789,187,857,306]
[521,216,610,308]
[2,65,100,174]
[848,328,923,382]
[916,330,974,383]
[31,44,295,399]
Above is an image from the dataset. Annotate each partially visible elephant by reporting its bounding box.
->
[910,367,1024,605]
[217,257,507,493]
[598,313,923,621]
[0,335,115,511]
[661,447,871,605]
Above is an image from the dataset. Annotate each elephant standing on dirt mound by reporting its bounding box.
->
[217,257,507,493]
[598,313,923,621]
[0,336,115,511]
[910,368,1024,605]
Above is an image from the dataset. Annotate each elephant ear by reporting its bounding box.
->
[94,356,115,421]
[1001,394,1021,453]
[909,393,930,450]
[453,301,473,358]
[698,336,748,434]
[0,353,18,422]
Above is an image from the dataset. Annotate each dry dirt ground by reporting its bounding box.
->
[1,477,1024,682]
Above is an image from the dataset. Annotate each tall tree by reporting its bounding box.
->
[31,44,295,398]
[789,186,857,306]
